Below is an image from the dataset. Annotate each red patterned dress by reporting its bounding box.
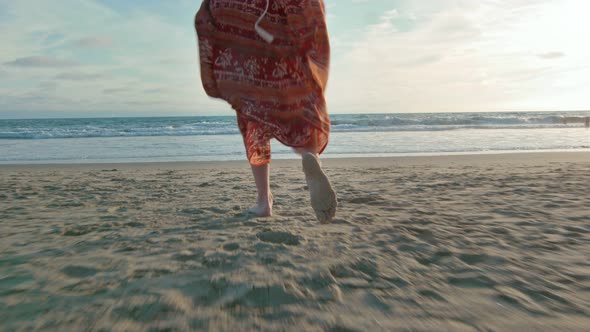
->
[195,0,331,166]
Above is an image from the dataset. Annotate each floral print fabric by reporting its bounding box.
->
[195,0,331,165]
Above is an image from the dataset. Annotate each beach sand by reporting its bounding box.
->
[1,152,589,331]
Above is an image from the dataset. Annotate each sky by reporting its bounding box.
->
[0,0,589,119]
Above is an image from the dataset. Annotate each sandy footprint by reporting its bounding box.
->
[257,230,301,246]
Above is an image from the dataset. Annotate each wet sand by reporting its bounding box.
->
[1,152,589,331]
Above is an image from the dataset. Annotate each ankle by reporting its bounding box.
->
[257,192,272,205]
[302,151,318,158]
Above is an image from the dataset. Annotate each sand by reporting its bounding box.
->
[1,152,589,331]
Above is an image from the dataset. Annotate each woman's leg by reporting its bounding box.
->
[294,137,337,224]
[294,132,320,159]
[238,115,273,217]
[294,147,318,158]
[248,163,273,217]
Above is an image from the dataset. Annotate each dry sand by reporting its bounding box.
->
[1,152,589,331]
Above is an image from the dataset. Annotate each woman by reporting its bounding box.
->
[195,0,336,223]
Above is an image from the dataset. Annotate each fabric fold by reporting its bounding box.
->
[195,0,331,165]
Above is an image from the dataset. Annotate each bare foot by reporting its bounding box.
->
[302,153,337,223]
[248,193,273,217]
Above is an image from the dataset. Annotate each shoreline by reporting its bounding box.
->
[1,151,588,171]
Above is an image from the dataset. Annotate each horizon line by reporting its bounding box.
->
[2,109,590,121]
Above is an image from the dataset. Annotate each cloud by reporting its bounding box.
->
[4,56,79,68]
[38,81,59,91]
[158,57,195,65]
[398,54,442,68]
[103,88,130,94]
[328,3,486,112]
[72,36,114,48]
[1,0,589,116]
[0,0,214,115]
[0,92,72,109]
[538,51,565,59]
[42,32,66,47]
[143,88,169,94]
[55,72,105,81]
[328,0,590,113]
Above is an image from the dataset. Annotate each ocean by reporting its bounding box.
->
[1,112,589,164]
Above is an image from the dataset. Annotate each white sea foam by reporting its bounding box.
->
[1,127,589,164]
[1,112,588,140]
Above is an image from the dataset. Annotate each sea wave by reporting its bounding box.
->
[0,112,588,139]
